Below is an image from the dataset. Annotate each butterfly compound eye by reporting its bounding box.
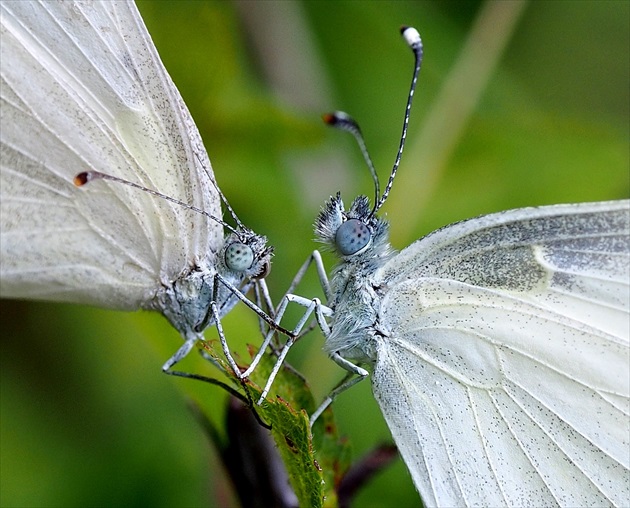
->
[335,218,371,255]
[225,242,254,272]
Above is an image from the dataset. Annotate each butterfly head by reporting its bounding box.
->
[315,192,390,260]
[223,229,273,280]
[317,27,424,262]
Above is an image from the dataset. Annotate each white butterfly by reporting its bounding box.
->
[317,193,630,507]
[258,26,630,507]
[0,0,274,374]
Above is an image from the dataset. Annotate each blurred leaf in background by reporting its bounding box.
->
[1,1,627,507]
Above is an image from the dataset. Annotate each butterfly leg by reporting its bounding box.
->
[160,299,241,377]
[161,334,200,373]
[239,293,295,379]
[302,302,369,426]
[280,250,331,301]
[252,251,333,400]
[161,275,284,383]
[310,354,368,426]
[239,251,331,380]
[252,296,334,404]
[253,278,277,338]
[210,301,244,376]
[215,273,295,338]
[198,274,297,374]
[238,281,312,380]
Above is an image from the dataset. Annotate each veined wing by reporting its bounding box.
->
[372,200,629,506]
[380,200,629,339]
[373,279,629,507]
[0,0,221,309]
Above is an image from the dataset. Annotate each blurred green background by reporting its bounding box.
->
[1,1,628,507]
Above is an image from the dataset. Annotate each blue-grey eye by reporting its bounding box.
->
[225,242,254,271]
[335,218,371,256]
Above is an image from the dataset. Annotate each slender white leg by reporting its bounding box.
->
[255,297,334,403]
[162,334,199,372]
[162,274,282,380]
[240,294,294,378]
[282,250,331,301]
[309,353,369,425]
[211,301,243,376]
[239,251,332,380]
[233,248,370,423]
[254,278,276,339]
[216,274,293,336]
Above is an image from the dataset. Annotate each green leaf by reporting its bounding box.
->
[198,340,351,507]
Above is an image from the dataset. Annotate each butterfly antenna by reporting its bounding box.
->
[372,26,423,216]
[322,111,380,209]
[74,170,240,236]
[192,152,250,240]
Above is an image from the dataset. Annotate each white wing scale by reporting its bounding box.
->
[0,0,220,309]
[369,201,629,506]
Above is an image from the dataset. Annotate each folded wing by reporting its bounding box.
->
[0,0,221,309]
[373,200,630,506]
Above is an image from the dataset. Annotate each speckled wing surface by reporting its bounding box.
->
[0,0,221,310]
[372,200,630,507]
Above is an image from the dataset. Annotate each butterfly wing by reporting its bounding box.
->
[0,0,221,309]
[372,200,630,507]
[381,200,629,341]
